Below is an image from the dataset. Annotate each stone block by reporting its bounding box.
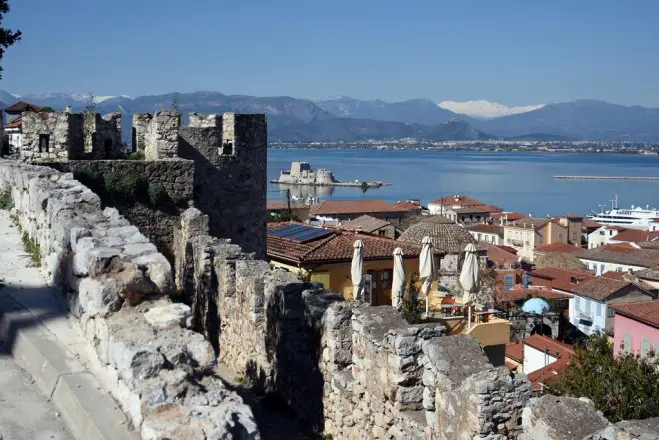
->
[110,341,166,386]
[79,277,122,316]
[144,303,192,330]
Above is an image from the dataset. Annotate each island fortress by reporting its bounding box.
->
[0,106,655,439]
[273,160,389,188]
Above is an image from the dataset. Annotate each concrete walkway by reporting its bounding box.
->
[0,210,138,440]
[0,350,72,439]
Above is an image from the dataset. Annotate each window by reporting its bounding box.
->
[607,308,615,318]
[585,299,591,314]
[558,232,563,240]
[572,232,577,241]
[221,140,234,156]
[641,338,652,357]
[378,230,386,237]
[616,267,623,272]
[622,333,633,354]
[503,274,514,290]
[574,296,580,311]
[104,138,113,154]
[596,302,602,317]
[38,134,50,153]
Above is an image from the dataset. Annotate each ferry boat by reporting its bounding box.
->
[586,195,659,229]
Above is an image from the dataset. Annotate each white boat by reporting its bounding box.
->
[586,195,659,229]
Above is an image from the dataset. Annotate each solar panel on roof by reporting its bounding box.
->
[268,225,333,243]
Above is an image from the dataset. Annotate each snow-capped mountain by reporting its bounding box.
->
[438,100,545,119]
[8,92,131,106]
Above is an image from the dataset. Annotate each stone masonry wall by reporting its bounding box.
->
[176,208,534,439]
[0,159,260,439]
[84,112,122,158]
[179,113,267,259]
[132,113,152,153]
[143,111,180,160]
[21,111,85,162]
[49,159,194,263]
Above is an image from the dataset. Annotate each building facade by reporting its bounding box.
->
[610,300,658,358]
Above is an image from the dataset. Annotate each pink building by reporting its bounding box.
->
[610,300,659,358]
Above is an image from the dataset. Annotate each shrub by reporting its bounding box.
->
[148,183,170,207]
[105,169,146,203]
[550,333,659,422]
[401,275,424,324]
[125,151,145,161]
[0,190,13,210]
[21,232,41,267]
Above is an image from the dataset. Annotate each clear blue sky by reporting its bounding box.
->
[2,0,659,106]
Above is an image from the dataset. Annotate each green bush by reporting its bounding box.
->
[550,333,659,422]
[125,151,145,161]
[0,190,13,210]
[401,275,424,324]
[148,183,170,207]
[21,232,41,267]
[105,169,146,203]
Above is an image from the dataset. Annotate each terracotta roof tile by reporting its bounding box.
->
[577,244,659,268]
[468,224,504,236]
[394,201,423,211]
[610,229,659,243]
[4,117,22,129]
[266,200,309,211]
[610,300,659,328]
[531,267,595,293]
[4,101,41,112]
[505,342,523,362]
[452,205,500,214]
[535,242,582,254]
[309,200,410,216]
[637,266,659,281]
[491,212,524,222]
[496,287,572,304]
[582,220,604,229]
[428,195,486,207]
[484,243,518,267]
[523,335,575,389]
[341,215,391,233]
[571,277,634,301]
[397,215,477,254]
[267,223,420,264]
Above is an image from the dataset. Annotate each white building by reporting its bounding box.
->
[578,244,659,275]
[467,224,504,245]
[567,277,655,336]
[427,194,489,216]
[587,225,623,249]
[522,335,573,375]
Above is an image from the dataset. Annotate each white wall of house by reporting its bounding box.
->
[5,129,22,152]
[503,227,535,261]
[587,226,620,249]
[469,230,503,245]
[428,203,443,215]
[522,344,558,375]
[569,294,607,336]
[580,258,646,276]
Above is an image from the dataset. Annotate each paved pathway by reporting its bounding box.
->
[0,350,73,440]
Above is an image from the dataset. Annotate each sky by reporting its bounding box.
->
[1,0,659,106]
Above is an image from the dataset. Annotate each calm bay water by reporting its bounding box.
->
[267,149,659,217]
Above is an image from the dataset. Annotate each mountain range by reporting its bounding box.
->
[2,90,658,142]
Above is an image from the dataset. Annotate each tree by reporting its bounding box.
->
[0,0,21,79]
[550,333,658,422]
[171,92,180,113]
[359,181,368,199]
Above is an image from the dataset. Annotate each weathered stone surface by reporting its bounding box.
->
[144,303,192,329]
[110,264,160,305]
[586,417,659,440]
[78,277,122,316]
[520,396,610,440]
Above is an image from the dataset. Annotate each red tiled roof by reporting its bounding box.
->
[610,300,659,328]
[535,242,582,254]
[453,205,500,214]
[309,200,410,216]
[582,220,603,229]
[394,201,422,211]
[429,195,486,207]
[496,287,572,304]
[523,335,575,390]
[4,101,41,113]
[601,271,628,281]
[340,215,391,233]
[266,200,309,211]
[610,229,659,243]
[495,245,518,255]
[505,341,524,362]
[267,223,421,264]
[577,244,659,268]
[510,216,554,230]
[571,277,635,301]
[484,243,518,267]
[4,117,22,129]
[491,212,524,222]
[468,224,504,236]
[531,267,595,292]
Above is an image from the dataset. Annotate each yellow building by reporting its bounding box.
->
[267,223,421,305]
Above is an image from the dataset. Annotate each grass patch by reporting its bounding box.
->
[234,375,246,386]
[125,151,145,161]
[0,190,13,210]
[21,232,41,267]
[10,213,22,231]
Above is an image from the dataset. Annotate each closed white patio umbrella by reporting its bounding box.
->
[351,240,364,301]
[391,247,405,310]
[419,236,435,318]
[459,243,480,330]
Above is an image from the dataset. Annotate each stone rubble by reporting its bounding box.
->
[0,159,260,439]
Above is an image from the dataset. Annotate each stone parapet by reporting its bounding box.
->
[0,160,259,439]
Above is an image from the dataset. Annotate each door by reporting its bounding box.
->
[368,269,393,306]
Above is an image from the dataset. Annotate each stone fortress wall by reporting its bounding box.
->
[0,160,259,439]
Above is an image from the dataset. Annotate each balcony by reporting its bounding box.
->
[508,239,524,247]
[578,311,594,326]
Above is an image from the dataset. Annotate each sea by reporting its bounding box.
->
[267,149,659,217]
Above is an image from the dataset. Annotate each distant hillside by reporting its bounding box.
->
[316,96,471,125]
[476,100,659,141]
[270,117,490,142]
